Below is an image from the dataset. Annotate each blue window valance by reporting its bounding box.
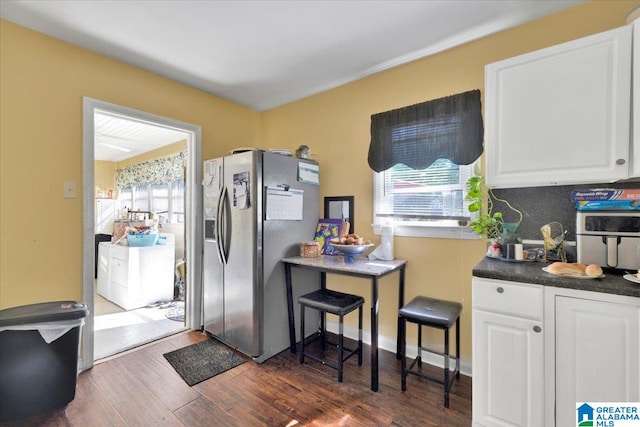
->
[116,151,186,189]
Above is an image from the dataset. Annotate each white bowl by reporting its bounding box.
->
[329,243,374,255]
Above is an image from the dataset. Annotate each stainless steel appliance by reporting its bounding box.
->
[202,150,320,362]
[576,211,640,270]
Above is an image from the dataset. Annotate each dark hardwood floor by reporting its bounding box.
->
[1,331,472,426]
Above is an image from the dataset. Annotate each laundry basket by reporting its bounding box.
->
[0,301,88,422]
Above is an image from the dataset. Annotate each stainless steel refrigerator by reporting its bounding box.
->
[202,150,320,362]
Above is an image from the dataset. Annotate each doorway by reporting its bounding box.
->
[81,98,203,370]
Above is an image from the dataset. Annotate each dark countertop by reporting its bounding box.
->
[473,257,640,298]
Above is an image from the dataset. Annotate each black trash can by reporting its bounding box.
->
[0,301,89,422]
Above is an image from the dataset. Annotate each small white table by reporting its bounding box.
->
[282,255,407,392]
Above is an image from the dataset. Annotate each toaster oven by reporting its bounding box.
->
[576,211,640,270]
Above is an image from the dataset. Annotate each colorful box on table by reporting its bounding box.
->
[313,218,344,255]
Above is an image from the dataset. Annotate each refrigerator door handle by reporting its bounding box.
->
[216,187,228,265]
[222,187,232,262]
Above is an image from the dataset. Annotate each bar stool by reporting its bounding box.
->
[299,288,364,382]
[399,296,462,407]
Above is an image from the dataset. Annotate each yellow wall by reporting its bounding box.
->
[0,20,260,307]
[0,1,637,364]
[261,0,640,361]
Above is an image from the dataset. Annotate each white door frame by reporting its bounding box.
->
[81,97,203,371]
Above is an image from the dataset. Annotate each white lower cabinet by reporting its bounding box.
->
[548,289,640,427]
[97,242,111,297]
[97,242,175,310]
[472,278,544,426]
[473,278,640,427]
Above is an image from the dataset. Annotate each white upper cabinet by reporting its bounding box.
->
[485,25,633,188]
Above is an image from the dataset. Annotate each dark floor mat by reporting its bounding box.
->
[163,338,245,386]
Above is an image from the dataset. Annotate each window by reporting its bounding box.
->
[373,159,478,238]
[134,185,149,211]
[171,179,185,223]
[150,183,169,222]
[369,90,483,239]
[118,187,132,212]
[118,180,185,224]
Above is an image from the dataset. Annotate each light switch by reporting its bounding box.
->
[63,181,77,198]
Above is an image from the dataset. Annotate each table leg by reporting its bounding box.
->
[396,265,406,359]
[371,276,379,392]
[284,263,296,354]
[320,272,326,346]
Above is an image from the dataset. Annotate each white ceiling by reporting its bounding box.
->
[94,111,189,162]
[1,0,585,113]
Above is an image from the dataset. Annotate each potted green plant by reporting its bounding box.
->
[466,175,503,240]
[465,174,523,249]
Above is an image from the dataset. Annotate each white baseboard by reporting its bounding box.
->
[324,319,472,377]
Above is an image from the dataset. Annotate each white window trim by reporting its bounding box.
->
[371,220,481,239]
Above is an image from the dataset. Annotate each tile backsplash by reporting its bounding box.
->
[490,180,640,243]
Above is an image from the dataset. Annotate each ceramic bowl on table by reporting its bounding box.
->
[329,243,374,257]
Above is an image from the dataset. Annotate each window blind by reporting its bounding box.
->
[374,159,473,223]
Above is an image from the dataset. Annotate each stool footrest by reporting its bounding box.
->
[303,345,360,368]
[301,333,359,362]
[405,355,459,389]
[301,332,324,348]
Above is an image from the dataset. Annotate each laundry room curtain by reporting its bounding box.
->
[116,151,186,189]
[367,89,484,172]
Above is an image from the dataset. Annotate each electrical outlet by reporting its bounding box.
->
[63,181,77,198]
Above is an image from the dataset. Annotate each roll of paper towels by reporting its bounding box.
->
[369,223,394,261]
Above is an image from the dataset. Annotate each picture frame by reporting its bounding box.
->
[324,195,354,234]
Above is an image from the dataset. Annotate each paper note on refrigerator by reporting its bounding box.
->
[203,158,222,198]
[233,171,251,210]
[298,162,319,185]
[265,187,304,220]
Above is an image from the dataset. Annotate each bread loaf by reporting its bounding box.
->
[547,262,604,277]
[547,262,587,276]
[585,264,603,277]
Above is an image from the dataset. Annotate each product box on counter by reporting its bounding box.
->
[571,188,640,201]
[313,218,343,255]
[300,241,320,258]
[575,200,640,211]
